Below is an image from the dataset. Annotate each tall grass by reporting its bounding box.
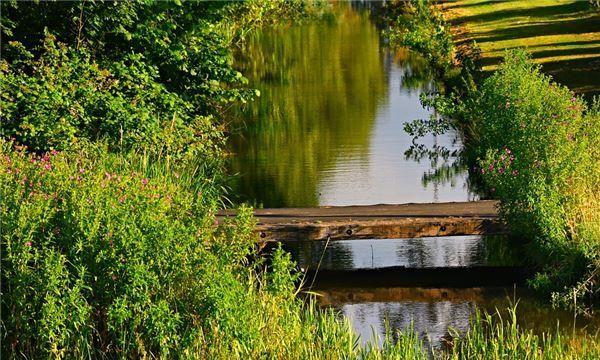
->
[2,139,599,359]
[449,306,600,360]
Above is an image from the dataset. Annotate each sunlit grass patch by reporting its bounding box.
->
[442,0,600,95]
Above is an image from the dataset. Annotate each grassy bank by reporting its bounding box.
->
[441,0,600,96]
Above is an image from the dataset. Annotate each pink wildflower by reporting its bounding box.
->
[141,178,148,185]
[25,241,32,247]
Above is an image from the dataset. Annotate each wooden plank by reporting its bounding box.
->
[218,200,505,241]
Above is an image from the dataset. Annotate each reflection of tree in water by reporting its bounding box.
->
[392,47,439,94]
[391,46,477,198]
[402,238,431,268]
[227,5,387,207]
[344,301,475,350]
[283,241,355,271]
[404,133,474,197]
[394,236,489,268]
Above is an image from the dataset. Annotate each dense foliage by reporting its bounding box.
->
[465,51,600,308]
[0,1,326,157]
[2,0,600,358]
[386,0,454,75]
[1,141,253,357]
[389,0,600,310]
[0,140,369,358]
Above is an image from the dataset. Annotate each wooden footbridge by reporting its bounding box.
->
[218,200,505,242]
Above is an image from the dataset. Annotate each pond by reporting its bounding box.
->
[228,2,598,350]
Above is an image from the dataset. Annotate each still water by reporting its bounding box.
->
[284,236,516,271]
[228,6,475,207]
[283,237,599,349]
[229,3,598,350]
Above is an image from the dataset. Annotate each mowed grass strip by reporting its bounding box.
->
[441,0,600,95]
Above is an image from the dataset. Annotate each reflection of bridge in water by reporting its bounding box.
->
[218,200,504,242]
[218,201,532,350]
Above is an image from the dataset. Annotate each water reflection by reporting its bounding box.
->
[342,299,474,348]
[229,7,384,207]
[331,288,600,349]
[284,235,516,271]
[228,5,477,207]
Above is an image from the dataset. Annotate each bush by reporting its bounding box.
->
[0,140,389,359]
[386,0,454,74]
[0,35,225,161]
[0,140,255,357]
[465,50,600,307]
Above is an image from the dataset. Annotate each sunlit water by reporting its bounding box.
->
[228,6,475,207]
[284,236,509,270]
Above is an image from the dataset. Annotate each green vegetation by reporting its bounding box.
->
[3,144,593,358]
[2,0,599,358]
[387,0,455,76]
[447,307,600,360]
[465,51,600,310]
[387,0,600,311]
[441,0,600,96]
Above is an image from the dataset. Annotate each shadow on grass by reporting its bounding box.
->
[449,2,592,26]
[466,16,600,45]
[543,58,600,99]
[444,2,600,97]
[507,39,600,51]
[478,56,600,98]
[478,44,600,67]
[442,0,496,11]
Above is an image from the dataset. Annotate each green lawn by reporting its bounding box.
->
[442,0,600,96]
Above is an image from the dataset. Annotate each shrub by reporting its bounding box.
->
[386,0,454,74]
[465,50,600,306]
[0,140,380,359]
[0,35,225,161]
[0,140,249,357]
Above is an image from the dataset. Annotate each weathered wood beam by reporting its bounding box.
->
[218,201,506,242]
[255,216,505,241]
